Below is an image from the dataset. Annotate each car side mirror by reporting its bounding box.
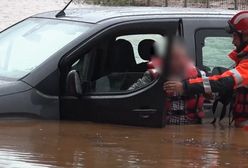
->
[66,70,82,97]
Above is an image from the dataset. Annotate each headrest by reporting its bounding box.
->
[111,39,136,72]
[138,39,155,61]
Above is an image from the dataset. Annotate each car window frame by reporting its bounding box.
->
[60,18,180,97]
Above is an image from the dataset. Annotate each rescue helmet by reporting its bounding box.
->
[226,11,248,35]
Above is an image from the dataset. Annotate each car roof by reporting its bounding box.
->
[33,6,237,24]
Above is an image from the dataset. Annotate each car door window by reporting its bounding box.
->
[203,37,234,70]
[195,29,234,72]
[70,33,167,94]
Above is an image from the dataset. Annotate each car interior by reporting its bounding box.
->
[66,33,166,96]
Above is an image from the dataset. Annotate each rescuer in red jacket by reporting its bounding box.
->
[164,11,248,127]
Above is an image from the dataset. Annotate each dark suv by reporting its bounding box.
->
[0,7,236,127]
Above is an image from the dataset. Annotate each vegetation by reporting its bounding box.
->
[73,0,148,6]
[72,0,241,10]
[73,0,215,6]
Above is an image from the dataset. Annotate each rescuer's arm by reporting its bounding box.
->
[182,59,248,95]
[164,62,248,95]
[183,71,235,95]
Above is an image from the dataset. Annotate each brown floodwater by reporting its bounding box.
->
[0,120,247,168]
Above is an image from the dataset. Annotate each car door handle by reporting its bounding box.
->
[132,109,157,119]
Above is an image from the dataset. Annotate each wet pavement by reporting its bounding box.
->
[0,119,247,168]
[0,0,86,31]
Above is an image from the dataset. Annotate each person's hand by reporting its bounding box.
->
[163,81,184,95]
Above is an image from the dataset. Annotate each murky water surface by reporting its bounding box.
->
[0,120,246,168]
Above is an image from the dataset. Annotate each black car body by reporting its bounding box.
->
[0,7,237,127]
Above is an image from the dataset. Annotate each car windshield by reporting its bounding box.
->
[0,18,91,79]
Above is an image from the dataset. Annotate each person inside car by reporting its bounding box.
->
[164,11,248,127]
[129,39,205,125]
[127,39,160,91]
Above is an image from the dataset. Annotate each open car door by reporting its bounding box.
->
[60,19,180,127]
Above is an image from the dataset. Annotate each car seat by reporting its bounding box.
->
[110,39,137,72]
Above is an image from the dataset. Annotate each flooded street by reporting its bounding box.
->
[0,120,246,167]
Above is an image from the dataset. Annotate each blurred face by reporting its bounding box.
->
[170,45,189,76]
[232,32,241,49]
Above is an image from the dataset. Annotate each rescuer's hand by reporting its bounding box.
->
[163,81,184,95]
